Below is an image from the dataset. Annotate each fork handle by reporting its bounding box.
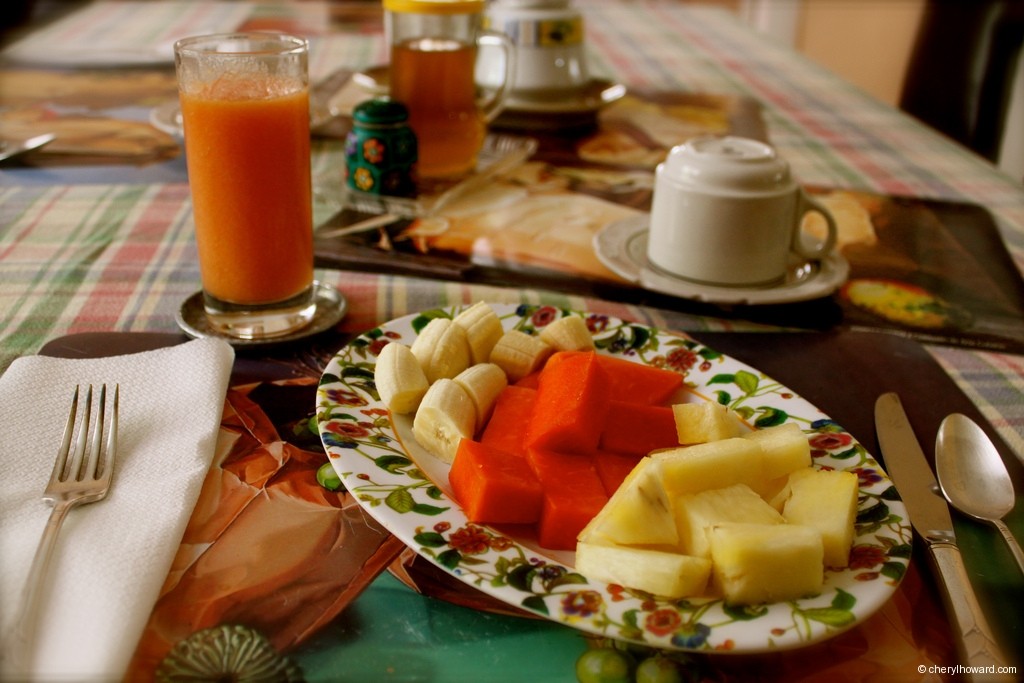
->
[4,500,73,675]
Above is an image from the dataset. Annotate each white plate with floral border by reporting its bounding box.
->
[315,303,911,653]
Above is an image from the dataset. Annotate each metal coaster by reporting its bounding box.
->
[175,281,347,347]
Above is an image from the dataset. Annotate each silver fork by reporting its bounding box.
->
[5,384,119,674]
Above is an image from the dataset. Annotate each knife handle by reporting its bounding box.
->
[930,543,1010,674]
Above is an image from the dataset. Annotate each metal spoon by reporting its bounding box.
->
[936,413,1024,575]
[0,133,57,163]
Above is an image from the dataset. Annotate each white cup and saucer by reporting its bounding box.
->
[594,136,850,305]
[478,0,625,127]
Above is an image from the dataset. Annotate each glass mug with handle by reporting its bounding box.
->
[175,33,316,340]
[385,0,515,178]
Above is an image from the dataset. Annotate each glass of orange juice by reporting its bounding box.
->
[175,33,316,340]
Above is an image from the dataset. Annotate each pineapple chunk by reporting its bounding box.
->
[672,402,745,444]
[675,484,783,558]
[653,438,764,496]
[742,423,811,479]
[709,522,824,605]
[579,457,677,547]
[576,541,711,598]
[751,474,790,508]
[782,468,859,568]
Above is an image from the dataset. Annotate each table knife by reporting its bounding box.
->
[874,392,1009,676]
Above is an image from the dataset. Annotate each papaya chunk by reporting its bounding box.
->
[528,447,609,550]
[449,439,543,524]
[599,401,678,456]
[591,449,644,495]
[595,354,683,405]
[526,351,611,453]
[480,385,536,456]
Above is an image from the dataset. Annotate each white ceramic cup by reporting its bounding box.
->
[647,136,837,287]
[482,0,589,94]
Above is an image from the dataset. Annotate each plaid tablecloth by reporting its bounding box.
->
[2,0,1021,458]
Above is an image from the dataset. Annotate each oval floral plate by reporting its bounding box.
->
[316,303,911,653]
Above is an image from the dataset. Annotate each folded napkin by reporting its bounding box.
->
[0,338,234,680]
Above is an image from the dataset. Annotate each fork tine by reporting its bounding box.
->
[68,385,93,482]
[49,386,80,485]
[99,384,118,482]
[82,385,106,481]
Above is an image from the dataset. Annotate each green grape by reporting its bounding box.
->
[575,647,634,683]
[635,655,684,683]
[315,462,342,491]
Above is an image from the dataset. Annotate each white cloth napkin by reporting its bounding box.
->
[0,338,234,681]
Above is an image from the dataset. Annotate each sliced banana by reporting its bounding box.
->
[410,317,472,383]
[374,342,430,414]
[412,378,477,463]
[488,330,554,383]
[538,315,595,351]
[453,362,508,431]
[453,301,505,364]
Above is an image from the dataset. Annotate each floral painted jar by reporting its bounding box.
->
[345,98,417,196]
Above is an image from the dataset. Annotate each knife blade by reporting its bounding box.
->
[874,393,1009,676]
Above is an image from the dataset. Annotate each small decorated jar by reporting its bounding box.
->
[345,98,417,196]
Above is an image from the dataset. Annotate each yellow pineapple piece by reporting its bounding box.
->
[672,402,745,444]
[675,484,783,558]
[579,457,678,547]
[782,468,859,567]
[742,422,811,479]
[653,438,764,496]
[708,522,824,604]
[576,541,711,599]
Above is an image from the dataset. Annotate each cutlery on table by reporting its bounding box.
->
[4,384,119,674]
[935,413,1024,575]
[0,133,57,163]
[874,392,1009,678]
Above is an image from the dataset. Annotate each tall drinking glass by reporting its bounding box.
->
[175,33,316,340]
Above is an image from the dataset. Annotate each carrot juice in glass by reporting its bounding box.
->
[175,33,316,339]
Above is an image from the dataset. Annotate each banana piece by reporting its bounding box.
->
[453,301,505,364]
[412,378,477,463]
[488,329,554,383]
[453,362,508,431]
[538,314,595,351]
[374,342,430,414]
[410,317,472,383]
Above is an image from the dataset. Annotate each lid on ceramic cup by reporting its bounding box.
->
[384,0,484,14]
[661,136,793,194]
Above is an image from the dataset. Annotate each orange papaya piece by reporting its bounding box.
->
[526,351,611,453]
[599,401,678,456]
[595,354,683,405]
[449,439,543,524]
[514,372,541,389]
[591,449,644,495]
[528,448,609,550]
[480,385,537,455]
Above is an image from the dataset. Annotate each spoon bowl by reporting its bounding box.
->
[936,413,1024,575]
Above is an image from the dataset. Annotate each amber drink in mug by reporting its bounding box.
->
[647,136,838,287]
[386,0,515,178]
[175,33,316,339]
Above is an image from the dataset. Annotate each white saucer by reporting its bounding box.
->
[149,99,183,137]
[594,215,850,305]
[504,78,626,114]
[175,281,348,347]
